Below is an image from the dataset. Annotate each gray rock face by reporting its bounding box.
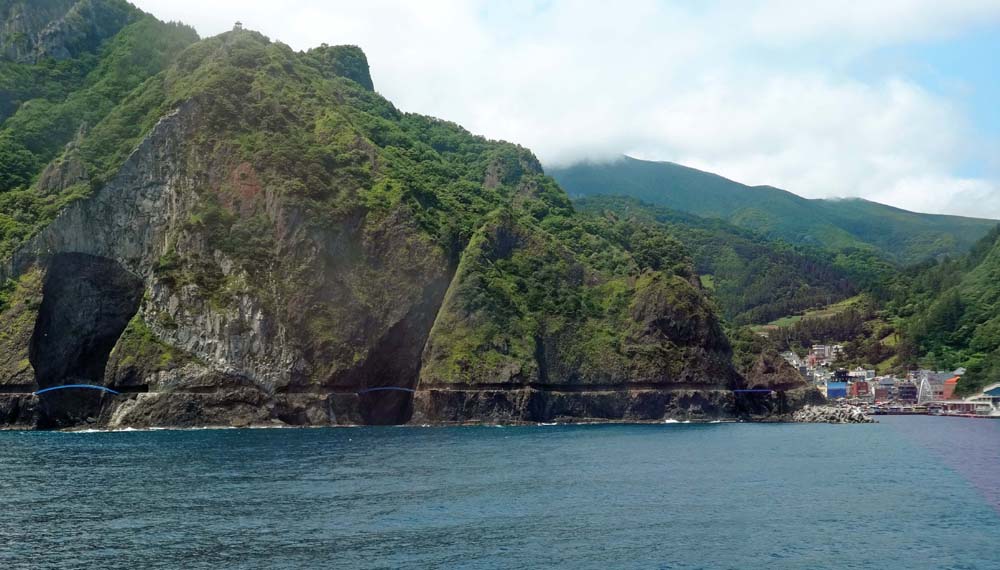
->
[5,103,194,278]
[36,147,88,196]
[411,388,734,424]
[0,0,135,63]
[1,100,453,429]
[5,103,303,388]
[0,392,39,426]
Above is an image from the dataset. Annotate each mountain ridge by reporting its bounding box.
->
[550,155,997,264]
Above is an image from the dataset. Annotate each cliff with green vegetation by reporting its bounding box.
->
[416,209,738,423]
[0,4,756,428]
[1,0,138,64]
[551,156,997,265]
[1,0,197,255]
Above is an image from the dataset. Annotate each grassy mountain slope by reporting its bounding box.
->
[550,156,997,264]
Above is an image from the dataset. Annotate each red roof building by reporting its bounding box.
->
[943,376,960,400]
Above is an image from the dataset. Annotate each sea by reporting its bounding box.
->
[1,416,998,569]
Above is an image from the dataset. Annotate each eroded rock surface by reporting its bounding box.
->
[0,0,136,63]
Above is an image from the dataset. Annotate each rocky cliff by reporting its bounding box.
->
[1,0,138,63]
[736,350,824,419]
[1,13,762,429]
[413,211,738,424]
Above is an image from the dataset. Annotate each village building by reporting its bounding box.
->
[925,382,999,416]
[849,381,871,400]
[966,382,1000,415]
[809,344,844,365]
[849,367,875,381]
[896,381,918,403]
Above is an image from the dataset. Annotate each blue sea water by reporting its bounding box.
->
[1,416,998,569]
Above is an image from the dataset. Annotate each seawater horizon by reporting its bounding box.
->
[2,417,998,569]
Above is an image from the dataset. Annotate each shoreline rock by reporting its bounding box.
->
[792,404,875,424]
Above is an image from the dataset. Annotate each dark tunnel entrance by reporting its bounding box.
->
[350,276,452,426]
[29,253,143,427]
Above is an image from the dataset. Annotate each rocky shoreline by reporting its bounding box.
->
[1,406,877,431]
[2,382,877,430]
[792,404,875,424]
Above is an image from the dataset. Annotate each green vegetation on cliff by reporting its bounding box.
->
[421,208,735,388]
[0,2,197,257]
[1,7,741,407]
[104,314,195,386]
[0,265,42,385]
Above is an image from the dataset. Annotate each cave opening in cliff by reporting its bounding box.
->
[352,311,424,425]
[29,253,143,427]
[350,276,452,426]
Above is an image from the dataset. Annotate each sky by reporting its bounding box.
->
[131,0,1000,218]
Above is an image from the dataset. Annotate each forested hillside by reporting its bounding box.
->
[752,222,1000,392]
[884,226,1000,394]
[575,196,876,325]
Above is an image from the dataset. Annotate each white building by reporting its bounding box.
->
[809,344,844,364]
[849,367,876,381]
[967,382,1000,416]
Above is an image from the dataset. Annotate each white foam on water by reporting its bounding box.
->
[62,425,239,434]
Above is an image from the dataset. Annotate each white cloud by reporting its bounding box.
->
[131,0,1000,218]
[746,0,1000,46]
[871,176,1000,219]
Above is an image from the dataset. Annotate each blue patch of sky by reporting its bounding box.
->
[744,25,1000,180]
[848,28,1000,179]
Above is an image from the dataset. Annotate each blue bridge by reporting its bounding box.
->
[33,384,121,396]
[28,385,416,397]
[356,387,416,395]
